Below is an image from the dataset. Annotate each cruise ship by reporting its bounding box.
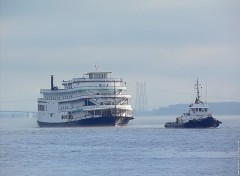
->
[37,71,134,127]
[164,80,222,128]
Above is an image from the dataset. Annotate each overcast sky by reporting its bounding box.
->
[0,0,240,111]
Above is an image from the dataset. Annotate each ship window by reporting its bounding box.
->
[38,104,45,111]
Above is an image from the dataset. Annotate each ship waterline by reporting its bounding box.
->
[37,116,134,127]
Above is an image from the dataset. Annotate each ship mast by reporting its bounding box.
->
[114,79,117,117]
[195,79,201,103]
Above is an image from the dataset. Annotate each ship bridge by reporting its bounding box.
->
[85,72,112,79]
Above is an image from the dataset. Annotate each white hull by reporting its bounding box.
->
[37,71,133,127]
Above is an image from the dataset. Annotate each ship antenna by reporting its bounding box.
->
[95,63,98,70]
[114,79,117,117]
[197,79,200,100]
[195,79,201,102]
[205,83,208,103]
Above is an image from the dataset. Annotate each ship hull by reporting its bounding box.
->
[37,116,134,127]
[164,123,184,128]
[164,117,222,128]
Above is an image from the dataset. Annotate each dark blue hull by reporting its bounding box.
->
[183,117,222,128]
[165,117,222,128]
[37,116,134,127]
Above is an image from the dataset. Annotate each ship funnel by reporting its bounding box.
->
[51,75,54,90]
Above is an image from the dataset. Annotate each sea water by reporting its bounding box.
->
[0,116,239,176]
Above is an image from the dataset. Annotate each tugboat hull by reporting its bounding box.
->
[183,117,221,128]
[164,117,222,128]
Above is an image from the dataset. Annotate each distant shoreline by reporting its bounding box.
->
[135,102,240,116]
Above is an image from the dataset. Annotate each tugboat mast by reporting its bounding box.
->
[195,79,201,103]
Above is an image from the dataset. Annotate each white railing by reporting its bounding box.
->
[59,104,132,112]
[62,78,124,85]
[42,94,131,102]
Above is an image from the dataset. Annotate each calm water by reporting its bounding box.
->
[0,116,239,176]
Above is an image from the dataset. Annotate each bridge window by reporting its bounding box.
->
[38,104,45,111]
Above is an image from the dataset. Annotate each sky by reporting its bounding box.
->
[0,0,240,111]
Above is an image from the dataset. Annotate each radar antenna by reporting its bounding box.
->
[95,63,98,70]
[195,79,201,103]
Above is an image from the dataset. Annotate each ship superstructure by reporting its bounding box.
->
[164,80,222,128]
[37,71,133,127]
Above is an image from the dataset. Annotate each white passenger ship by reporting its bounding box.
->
[37,71,133,127]
[164,80,222,128]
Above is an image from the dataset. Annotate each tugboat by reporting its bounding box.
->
[164,79,222,128]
